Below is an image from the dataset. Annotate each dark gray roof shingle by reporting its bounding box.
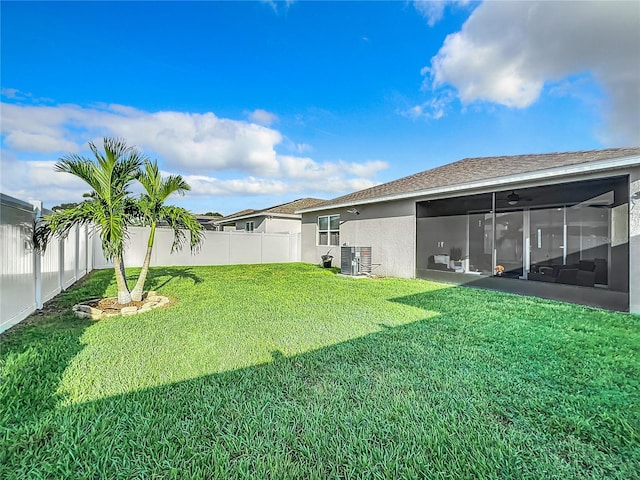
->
[304,147,640,210]
[217,198,325,223]
[263,197,325,215]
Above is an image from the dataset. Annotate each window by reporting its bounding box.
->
[318,214,339,245]
[245,221,254,232]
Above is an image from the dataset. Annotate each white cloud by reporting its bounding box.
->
[277,155,388,180]
[423,1,640,145]
[1,102,283,175]
[260,0,295,14]
[294,143,312,153]
[178,171,380,198]
[180,175,290,197]
[342,160,389,178]
[0,152,89,208]
[1,88,21,99]
[0,101,387,207]
[400,91,454,120]
[414,1,469,27]
[248,109,278,126]
[281,136,313,154]
[4,131,80,154]
[1,87,53,103]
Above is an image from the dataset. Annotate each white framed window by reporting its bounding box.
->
[245,221,254,232]
[318,214,339,246]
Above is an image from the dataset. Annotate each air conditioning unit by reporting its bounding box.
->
[341,246,372,276]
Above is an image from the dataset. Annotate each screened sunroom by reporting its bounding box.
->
[416,175,629,292]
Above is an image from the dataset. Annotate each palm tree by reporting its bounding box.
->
[34,138,146,305]
[130,159,204,301]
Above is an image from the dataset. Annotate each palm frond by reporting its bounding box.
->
[161,174,190,200]
[35,201,96,252]
[159,205,204,253]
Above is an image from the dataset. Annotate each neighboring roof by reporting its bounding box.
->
[217,209,257,222]
[194,215,223,230]
[263,197,326,215]
[215,198,325,225]
[195,214,223,222]
[299,148,640,213]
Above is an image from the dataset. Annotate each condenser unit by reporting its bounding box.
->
[341,246,372,276]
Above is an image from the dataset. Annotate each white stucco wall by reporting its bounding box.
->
[302,208,342,267]
[233,216,301,234]
[301,200,416,277]
[266,217,302,234]
[235,216,266,232]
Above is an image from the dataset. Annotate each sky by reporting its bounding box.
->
[1,1,639,215]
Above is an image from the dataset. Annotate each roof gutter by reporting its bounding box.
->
[296,154,640,214]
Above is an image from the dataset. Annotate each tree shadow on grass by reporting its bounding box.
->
[388,282,621,324]
[2,305,637,478]
[127,266,203,292]
[52,269,117,308]
[2,277,636,477]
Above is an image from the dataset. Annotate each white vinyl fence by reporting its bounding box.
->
[93,226,301,269]
[1,194,301,333]
[1,194,93,333]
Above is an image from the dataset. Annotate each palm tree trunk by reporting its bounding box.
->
[131,223,156,301]
[113,254,132,305]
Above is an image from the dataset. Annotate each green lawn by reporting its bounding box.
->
[1,263,638,479]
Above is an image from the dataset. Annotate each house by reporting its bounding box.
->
[194,214,223,230]
[214,198,325,234]
[297,148,640,313]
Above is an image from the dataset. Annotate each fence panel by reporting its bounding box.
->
[0,195,36,332]
[1,195,299,334]
[41,237,62,304]
[93,227,300,269]
[197,230,232,265]
[78,224,87,277]
[229,233,263,265]
[62,225,77,289]
[262,233,293,263]
[0,194,93,334]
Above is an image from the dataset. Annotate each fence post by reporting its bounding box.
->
[30,200,43,309]
[74,224,80,282]
[85,225,90,275]
[59,230,65,291]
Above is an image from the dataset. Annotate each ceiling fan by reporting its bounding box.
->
[505,190,532,206]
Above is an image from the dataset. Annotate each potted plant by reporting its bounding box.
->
[321,250,333,268]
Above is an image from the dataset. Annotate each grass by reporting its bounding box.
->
[1,263,638,479]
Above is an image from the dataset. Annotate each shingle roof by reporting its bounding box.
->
[217,209,257,222]
[263,197,325,215]
[195,215,222,222]
[216,198,325,223]
[302,148,640,211]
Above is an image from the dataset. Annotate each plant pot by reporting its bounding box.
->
[321,256,333,268]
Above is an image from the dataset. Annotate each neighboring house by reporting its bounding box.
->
[215,198,325,234]
[297,148,640,313]
[195,214,223,230]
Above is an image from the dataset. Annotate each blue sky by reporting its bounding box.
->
[1,1,638,215]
